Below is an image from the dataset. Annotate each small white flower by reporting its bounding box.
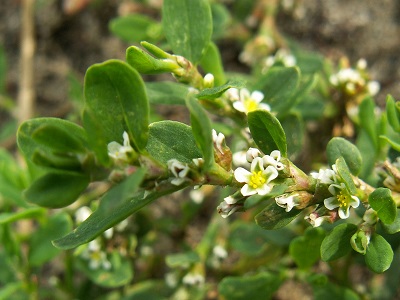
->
[232,88,271,114]
[246,147,261,162]
[167,159,190,186]
[367,81,380,96]
[217,200,241,218]
[324,183,360,219]
[103,228,114,239]
[213,245,228,259]
[305,212,330,227]
[275,193,299,212]
[75,206,92,223]
[190,189,205,204]
[212,129,225,154]
[232,151,249,168]
[234,157,278,196]
[225,88,240,102]
[81,240,112,270]
[203,73,214,87]
[262,150,284,170]
[357,58,367,70]
[182,273,205,286]
[310,167,337,184]
[107,131,134,162]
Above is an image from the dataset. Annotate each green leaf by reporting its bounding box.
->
[146,82,189,105]
[162,0,212,63]
[77,251,133,288]
[18,118,87,163]
[321,223,357,262]
[165,251,200,268]
[109,14,161,44]
[24,171,90,208]
[126,46,179,75]
[359,97,378,150]
[185,96,214,170]
[327,137,362,175]
[196,79,245,100]
[369,188,397,224]
[84,59,149,152]
[255,201,301,230]
[211,3,230,39]
[365,233,393,273]
[253,66,300,114]
[311,281,360,300]
[356,129,377,181]
[280,114,304,161]
[335,157,357,194]
[379,135,400,152]
[28,212,72,266]
[386,95,400,132]
[289,227,325,269]
[0,208,45,224]
[218,272,283,300]
[146,121,202,164]
[53,170,184,250]
[382,209,400,234]
[200,42,226,86]
[248,110,287,157]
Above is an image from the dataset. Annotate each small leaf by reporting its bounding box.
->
[335,157,357,194]
[185,96,214,170]
[77,251,133,288]
[327,137,362,175]
[24,172,90,208]
[289,227,325,269]
[196,79,245,100]
[255,201,301,230]
[321,223,357,262]
[382,209,400,234]
[365,233,394,273]
[369,188,397,224]
[200,41,226,86]
[146,121,202,164]
[280,113,304,161]
[379,135,400,152]
[146,82,189,105]
[109,14,161,43]
[0,208,45,224]
[84,59,149,152]
[162,0,212,63]
[253,66,300,114]
[248,110,287,157]
[359,97,378,150]
[166,251,200,268]
[29,212,72,266]
[386,95,400,132]
[218,272,283,300]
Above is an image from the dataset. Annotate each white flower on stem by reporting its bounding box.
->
[234,157,278,196]
[246,147,261,162]
[310,167,337,184]
[304,212,330,227]
[212,129,225,154]
[275,193,299,212]
[232,88,271,114]
[182,273,205,286]
[262,150,284,171]
[324,183,360,219]
[203,73,214,88]
[107,131,134,161]
[167,159,190,186]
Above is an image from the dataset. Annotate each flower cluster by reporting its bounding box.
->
[329,58,380,96]
[262,49,296,74]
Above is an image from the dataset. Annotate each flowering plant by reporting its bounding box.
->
[2,0,400,298]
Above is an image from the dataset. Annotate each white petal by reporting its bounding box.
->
[239,88,251,100]
[251,91,264,103]
[224,195,238,205]
[256,184,272,196]
[270,150,281,161]
[251,157,264,172]
[264,165,278,183]
[234,167,252,183]
[241,184,257,196]
[324,196,339,210]
[258,103,271,111]
[233,101,246,113]
[350,195,360,208]
[123,131,130,147]
[338,207,350,219]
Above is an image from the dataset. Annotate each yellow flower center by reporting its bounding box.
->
[336,190,350,208]
[244,99,258,112]
[90,251,101,261]
[249,171,266,189]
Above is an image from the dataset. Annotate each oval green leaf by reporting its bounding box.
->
[321,223,357,262]
[200,41,226,86]
[369,188,397,225]
[386,95,400,132]
[365,233,394,273]
[382,209,400,234]
[84,59,149,152]
[248,110,287,157]
[335,157,357,194]
[327,137,362,175]
[162,0,212,63]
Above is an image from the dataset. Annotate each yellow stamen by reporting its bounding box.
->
[249,171,266,189]
[245,99,258,112]
[336,190,349,208]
